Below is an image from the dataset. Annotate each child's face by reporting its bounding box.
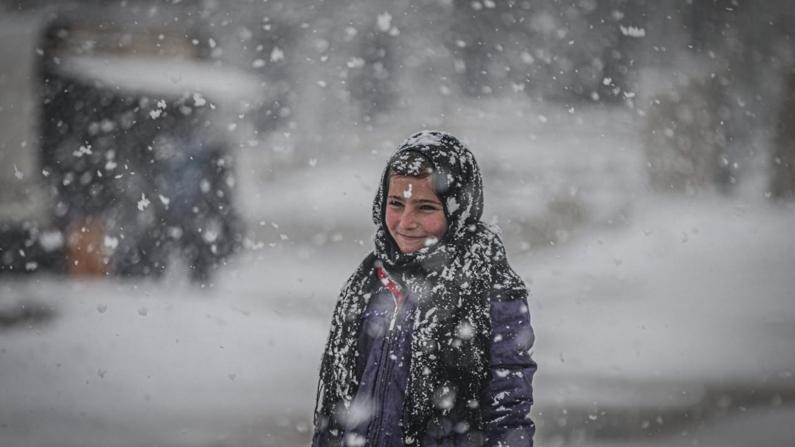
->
[385,175,448,253]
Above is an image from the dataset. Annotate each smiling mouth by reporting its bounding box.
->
[397,234,426,240]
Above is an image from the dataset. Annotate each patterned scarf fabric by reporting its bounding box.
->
[314,131,528,445]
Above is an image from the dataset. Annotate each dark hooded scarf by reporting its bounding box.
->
[314,130,528,445]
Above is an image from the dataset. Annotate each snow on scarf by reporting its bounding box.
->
[314,130,528,444]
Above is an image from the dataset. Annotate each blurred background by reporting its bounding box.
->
[1,0,794,446]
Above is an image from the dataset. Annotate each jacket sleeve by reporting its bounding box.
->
[480,296,537,446]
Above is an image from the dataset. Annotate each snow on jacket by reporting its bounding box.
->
[313,131,536,446]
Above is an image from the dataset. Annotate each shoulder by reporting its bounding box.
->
[340,253,376,289]
[466,224,507,260]
[333,253,379,312]
[461,225,528,303]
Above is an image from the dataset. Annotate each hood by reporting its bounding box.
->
[372,130,484,266]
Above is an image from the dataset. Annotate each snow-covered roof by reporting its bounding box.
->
[54,55,267,104]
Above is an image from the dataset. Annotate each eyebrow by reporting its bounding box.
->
[387,195,442,205]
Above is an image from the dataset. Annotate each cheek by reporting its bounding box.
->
[425,214,448,238]
[384,207,399,232]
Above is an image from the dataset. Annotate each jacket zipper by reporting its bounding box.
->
[368,262,406,444]
[376,261,405,330]
[369,319,397,444]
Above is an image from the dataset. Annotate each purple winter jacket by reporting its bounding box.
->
[312,280,536,446]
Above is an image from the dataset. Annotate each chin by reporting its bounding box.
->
[398,242,424,254]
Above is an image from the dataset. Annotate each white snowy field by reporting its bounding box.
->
[2,104,795,446]
[2,196,793,447]
[527,196,795,446]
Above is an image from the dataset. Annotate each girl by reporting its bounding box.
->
[313,131,536,446]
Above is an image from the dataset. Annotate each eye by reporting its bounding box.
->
[388,199,404,208]
[420,204,442,212]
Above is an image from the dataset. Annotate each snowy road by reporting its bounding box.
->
[0,273,324,446]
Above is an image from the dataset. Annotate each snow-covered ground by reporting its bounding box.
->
[2,104,794,446]
[528,196,795,445]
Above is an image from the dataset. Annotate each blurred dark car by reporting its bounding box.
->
[42,70,241,282]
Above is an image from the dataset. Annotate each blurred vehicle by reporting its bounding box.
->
[0,11,266,283]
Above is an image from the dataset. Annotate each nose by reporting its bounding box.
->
[399,209,419,230]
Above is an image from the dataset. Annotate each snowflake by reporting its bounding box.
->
[270,46,284,62]
[376,12,392,32]
[137,193,150,211]
[619,25,646,37]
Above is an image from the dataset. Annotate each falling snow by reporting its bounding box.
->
[619,25,646,37]
[1,2,793,446]
[137,193,150,211]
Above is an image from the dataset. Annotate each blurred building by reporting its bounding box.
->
[0,1,269,281]
[2,0,793,281]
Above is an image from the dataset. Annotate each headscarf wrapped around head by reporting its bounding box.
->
[372,131,486,271]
